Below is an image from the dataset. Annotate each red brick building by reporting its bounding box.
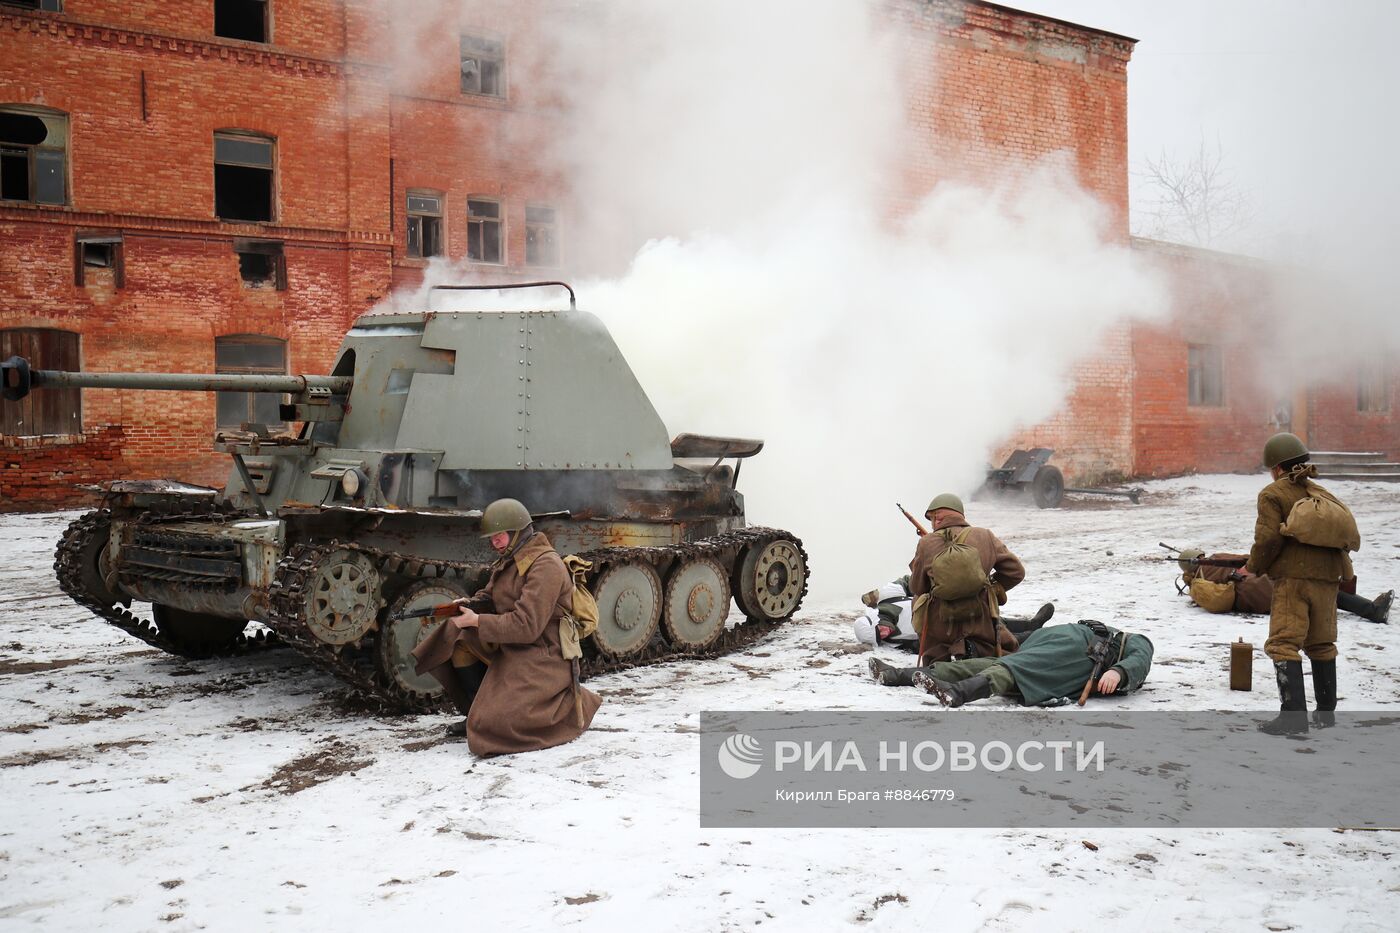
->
[1,0,1395,509]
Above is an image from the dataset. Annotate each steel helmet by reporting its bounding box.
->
[1262,432,1309,469]
[925,493,965,518]
[1176,548,1204,574]
[479,498,532,537]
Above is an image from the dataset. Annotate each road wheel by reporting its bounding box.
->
[662,557,731,649]
[734,539,807,621]
[380,580,469,698]
[590,561,662,658]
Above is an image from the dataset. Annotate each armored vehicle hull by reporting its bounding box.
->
[11,286,808,711]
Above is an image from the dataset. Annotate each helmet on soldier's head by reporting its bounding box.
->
[1262,432,1309,469]
[925,493,965,518]
[479,498,532,537]
[1176,548,1204,574]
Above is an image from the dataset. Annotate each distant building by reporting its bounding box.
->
[0,0,1394,509]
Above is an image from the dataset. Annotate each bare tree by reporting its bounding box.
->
[1134,137,1256,249]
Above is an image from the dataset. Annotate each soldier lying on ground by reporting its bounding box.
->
[1175,548,1391,623]
[853,575,1054,651]
[411,497,602,756]
[868,620,1154,708]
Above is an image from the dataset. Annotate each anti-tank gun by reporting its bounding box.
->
[2,282,809,712]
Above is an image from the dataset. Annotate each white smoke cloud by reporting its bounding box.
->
[382,1,1171,602]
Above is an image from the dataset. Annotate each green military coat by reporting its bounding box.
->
[995,623,1153,706]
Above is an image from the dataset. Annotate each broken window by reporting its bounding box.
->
[214,132,275,222]
[1358,359,1389,412]
[214,0,268,43]
[1,328,80,436]
[74,232,125,288]
[525,205,558,267]
[1187,343,1224,407]
[233,238,286,289]
[466,198,503,264]
[406,191,443,259]
[216,334,286,429]
[1,2,64,12]
[460,36,505,98]
[0,106,67,205]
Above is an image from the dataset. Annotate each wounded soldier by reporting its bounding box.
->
[853,575,1054,653]
[869,620,1153,708]
[1175,549,1391,623]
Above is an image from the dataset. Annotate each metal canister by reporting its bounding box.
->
[1230,638,1253,691]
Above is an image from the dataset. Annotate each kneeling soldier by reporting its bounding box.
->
[412,498,602,756]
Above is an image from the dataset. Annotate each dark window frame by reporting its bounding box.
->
[232,238,287,290]
[0,327,80,436]
[466,197,504,264]
[406,190,444,259]
[1187,343,1225,408]
[0,105,68,206]
[460,35,506,99]
[213,130,276,223]
[214,0,270,44]
[74,231,125,288]
[0,2,64,13]
[525,204,559,267]
[215,333,287,430]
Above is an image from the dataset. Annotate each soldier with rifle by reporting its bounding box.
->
[409,497,602,755]
[868,494,1026,687]
[907,619,1155,708]
[1162,544,1391,623]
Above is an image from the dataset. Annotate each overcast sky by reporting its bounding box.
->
[1025,0,1396,269]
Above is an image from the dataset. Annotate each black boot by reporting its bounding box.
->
[868,657,922,687]
[1337,589,1389,623]
[911,671,993,708]
[444,663,487,737]
[1258,660,1309,735]
[1003,603,1055,637]
[1311,659,1337,729]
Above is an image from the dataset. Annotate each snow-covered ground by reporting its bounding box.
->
[2,474,1399,931]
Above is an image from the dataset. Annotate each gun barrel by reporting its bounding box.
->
[3,356,350,402]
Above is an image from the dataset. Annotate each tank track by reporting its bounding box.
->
[53,509,280,660]
[264,527,808,713]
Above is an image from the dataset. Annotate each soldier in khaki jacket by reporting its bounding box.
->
[1248,433,1355,735]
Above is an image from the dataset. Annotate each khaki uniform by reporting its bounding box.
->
[412,532,602,756]
[909,517,1025,664]
[1246,477,1352,663]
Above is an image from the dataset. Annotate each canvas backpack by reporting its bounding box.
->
[1189,577,1236,613]
[1280,485,1361,552]
[558,554,600,661]
[912,528,992,633]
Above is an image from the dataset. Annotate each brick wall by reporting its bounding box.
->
[0,426,125,512]
[893,0,1134,228]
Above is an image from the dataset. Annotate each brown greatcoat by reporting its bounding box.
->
[412,531,602,757]
[910,515,1025,664]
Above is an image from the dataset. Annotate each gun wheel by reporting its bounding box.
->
[590,561,662,658]
[662,557,730,649]
[303,549,383,647]
[1032,465,1065,509]
[379,580,469,696]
